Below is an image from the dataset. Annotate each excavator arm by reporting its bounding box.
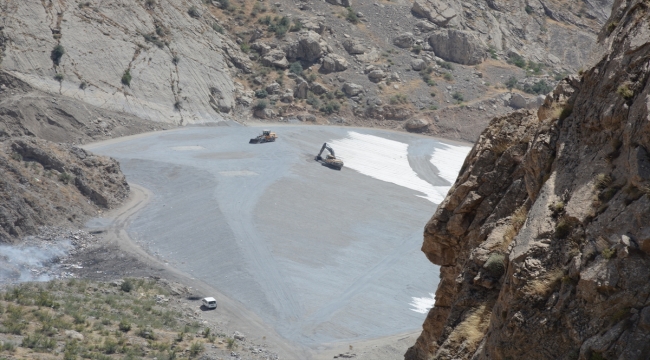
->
[317,143,335,158]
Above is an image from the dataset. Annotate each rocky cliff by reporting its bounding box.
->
[406,0,650,358]
[0,137,130,243]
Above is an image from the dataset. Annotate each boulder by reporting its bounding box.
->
[367,69,386,83]
[404,118,429,132]
[393,33,415,48]
[266,82,281,94]
[321,54,349,73]
[286,31,326,62]
[411,0,458,27]
[428,29,486,65]
[415,20,437,32]
[310,82,329,95]
[281,92,294,103]
[509,93,528,109]
[254,108,275,119]
[261,49,289,69]
[325,0,350,6]
[297,114,317,122]
[356,48,380,62]
[342,83,364,97]
[411,58,427,71]
[294,82,309,99]
[233,331,246,341]
[65,330,84,341]
[342,39,366,54]
[251,41,272,55]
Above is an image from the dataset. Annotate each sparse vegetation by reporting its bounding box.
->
[226,337,237,349]
[507,54,526,68]
[436,60,454,70]
[345,7,359,24]
[212,22,224,33]
[79,81,88,90]
[253,100,267,110]
[523,80,553,95]
[452,91,464,103]
[389,93,408,104]
[54,73,64,82]
[555,216,576,239]
[525,268,564,297]
[120,279,134,292]
[488,46,498,59]
[595,173,613,190]
[601,247,616,259]
[549,201,565,216]
[51,45,65,65]
[616,84,634,100]
[484,253,506,277]
[290,19,302,32]
[289,61,303,75]
[143,32,165,48]
[188,6,201,18]
[447,304,492,353]
[525,4,534,14]
[320,101,340,114]
[58,172,72,184]
[172,54,180,65]
[121,69,132,87]
[174,100,183,110]
[606,22,618,33]
[240,42,251,53]
[443,72,453,81]
[411,45,422,54]
[505,76,518,90]
[255,89,268,98]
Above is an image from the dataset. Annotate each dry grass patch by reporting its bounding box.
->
[447,304,492,353]
[498,205,528,251]
[524,268,564,297]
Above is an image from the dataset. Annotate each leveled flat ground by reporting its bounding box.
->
[86,124,471,349]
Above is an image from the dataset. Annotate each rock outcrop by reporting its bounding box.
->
[406,0,650,359]
[411,0,612,69]
[0,138,129,242]
[1,0,246,125]
[428,30,486,65]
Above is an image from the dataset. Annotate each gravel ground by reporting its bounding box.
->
[80,123,470,355]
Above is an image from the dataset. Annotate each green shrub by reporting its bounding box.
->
[188,6,201,18]
[523,80,553,95]
[143,33,165,48]
[189,342,204,357]
[51,45,65,65]
[54,73,64,82]
[484,253,506,277]
[389,94,408,104]
[119,320,132,332]
[172,55,180,65]
[555,217,574,239]
[290,19,302,32]
[320,101,340,114]
[525,5,534,14]
[174,100,183,110]
[253,100,267,110]
[1,341,15,352]
[306,96,320,107]
[289,61,303,75]
[595,173,613,190]
[240,42,250,53]
[606,22,617,33]
[412,45,422,54]
[120,280,133,293]
[10,152,22,162]
[559,107,573,120]
[452,92,464,102]
[437,60,454,70]
[508,54,526,68]
[505,76,518,89]
[443,72,453,81]
[79,81,88,90]
[255,89,268,98]
[58,172,72,184]
[549,201,564,215]
[226,337,237,350]
[345,7,359,24]
[488,46,498,59]
[121,70,132,87]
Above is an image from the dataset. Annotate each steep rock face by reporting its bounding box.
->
[0,0,243,125]
[406,0,650,358]
[0,138,129,243]
[410,0,613,68]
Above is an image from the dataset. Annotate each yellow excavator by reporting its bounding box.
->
[249,130,278,144]
[315,143,344,170]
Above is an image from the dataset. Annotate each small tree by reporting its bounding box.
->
[51,45,65,65]
[121,69,132,87]
[289,61,303,75]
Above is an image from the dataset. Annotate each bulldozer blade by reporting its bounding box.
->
[249,139,259,144]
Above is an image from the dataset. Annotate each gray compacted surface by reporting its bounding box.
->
[88,124,460,347]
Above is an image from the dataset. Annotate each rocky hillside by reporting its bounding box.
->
[405,0,650,358]
[1,0,613,142]
[0,138,129,243]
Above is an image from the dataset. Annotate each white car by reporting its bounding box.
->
[202,297,217,309]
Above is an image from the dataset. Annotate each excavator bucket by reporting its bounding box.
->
[249,138,260,144]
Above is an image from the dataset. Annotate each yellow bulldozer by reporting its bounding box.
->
[249,130,278,144]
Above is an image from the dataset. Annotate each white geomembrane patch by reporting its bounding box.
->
[330,132,470,204]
